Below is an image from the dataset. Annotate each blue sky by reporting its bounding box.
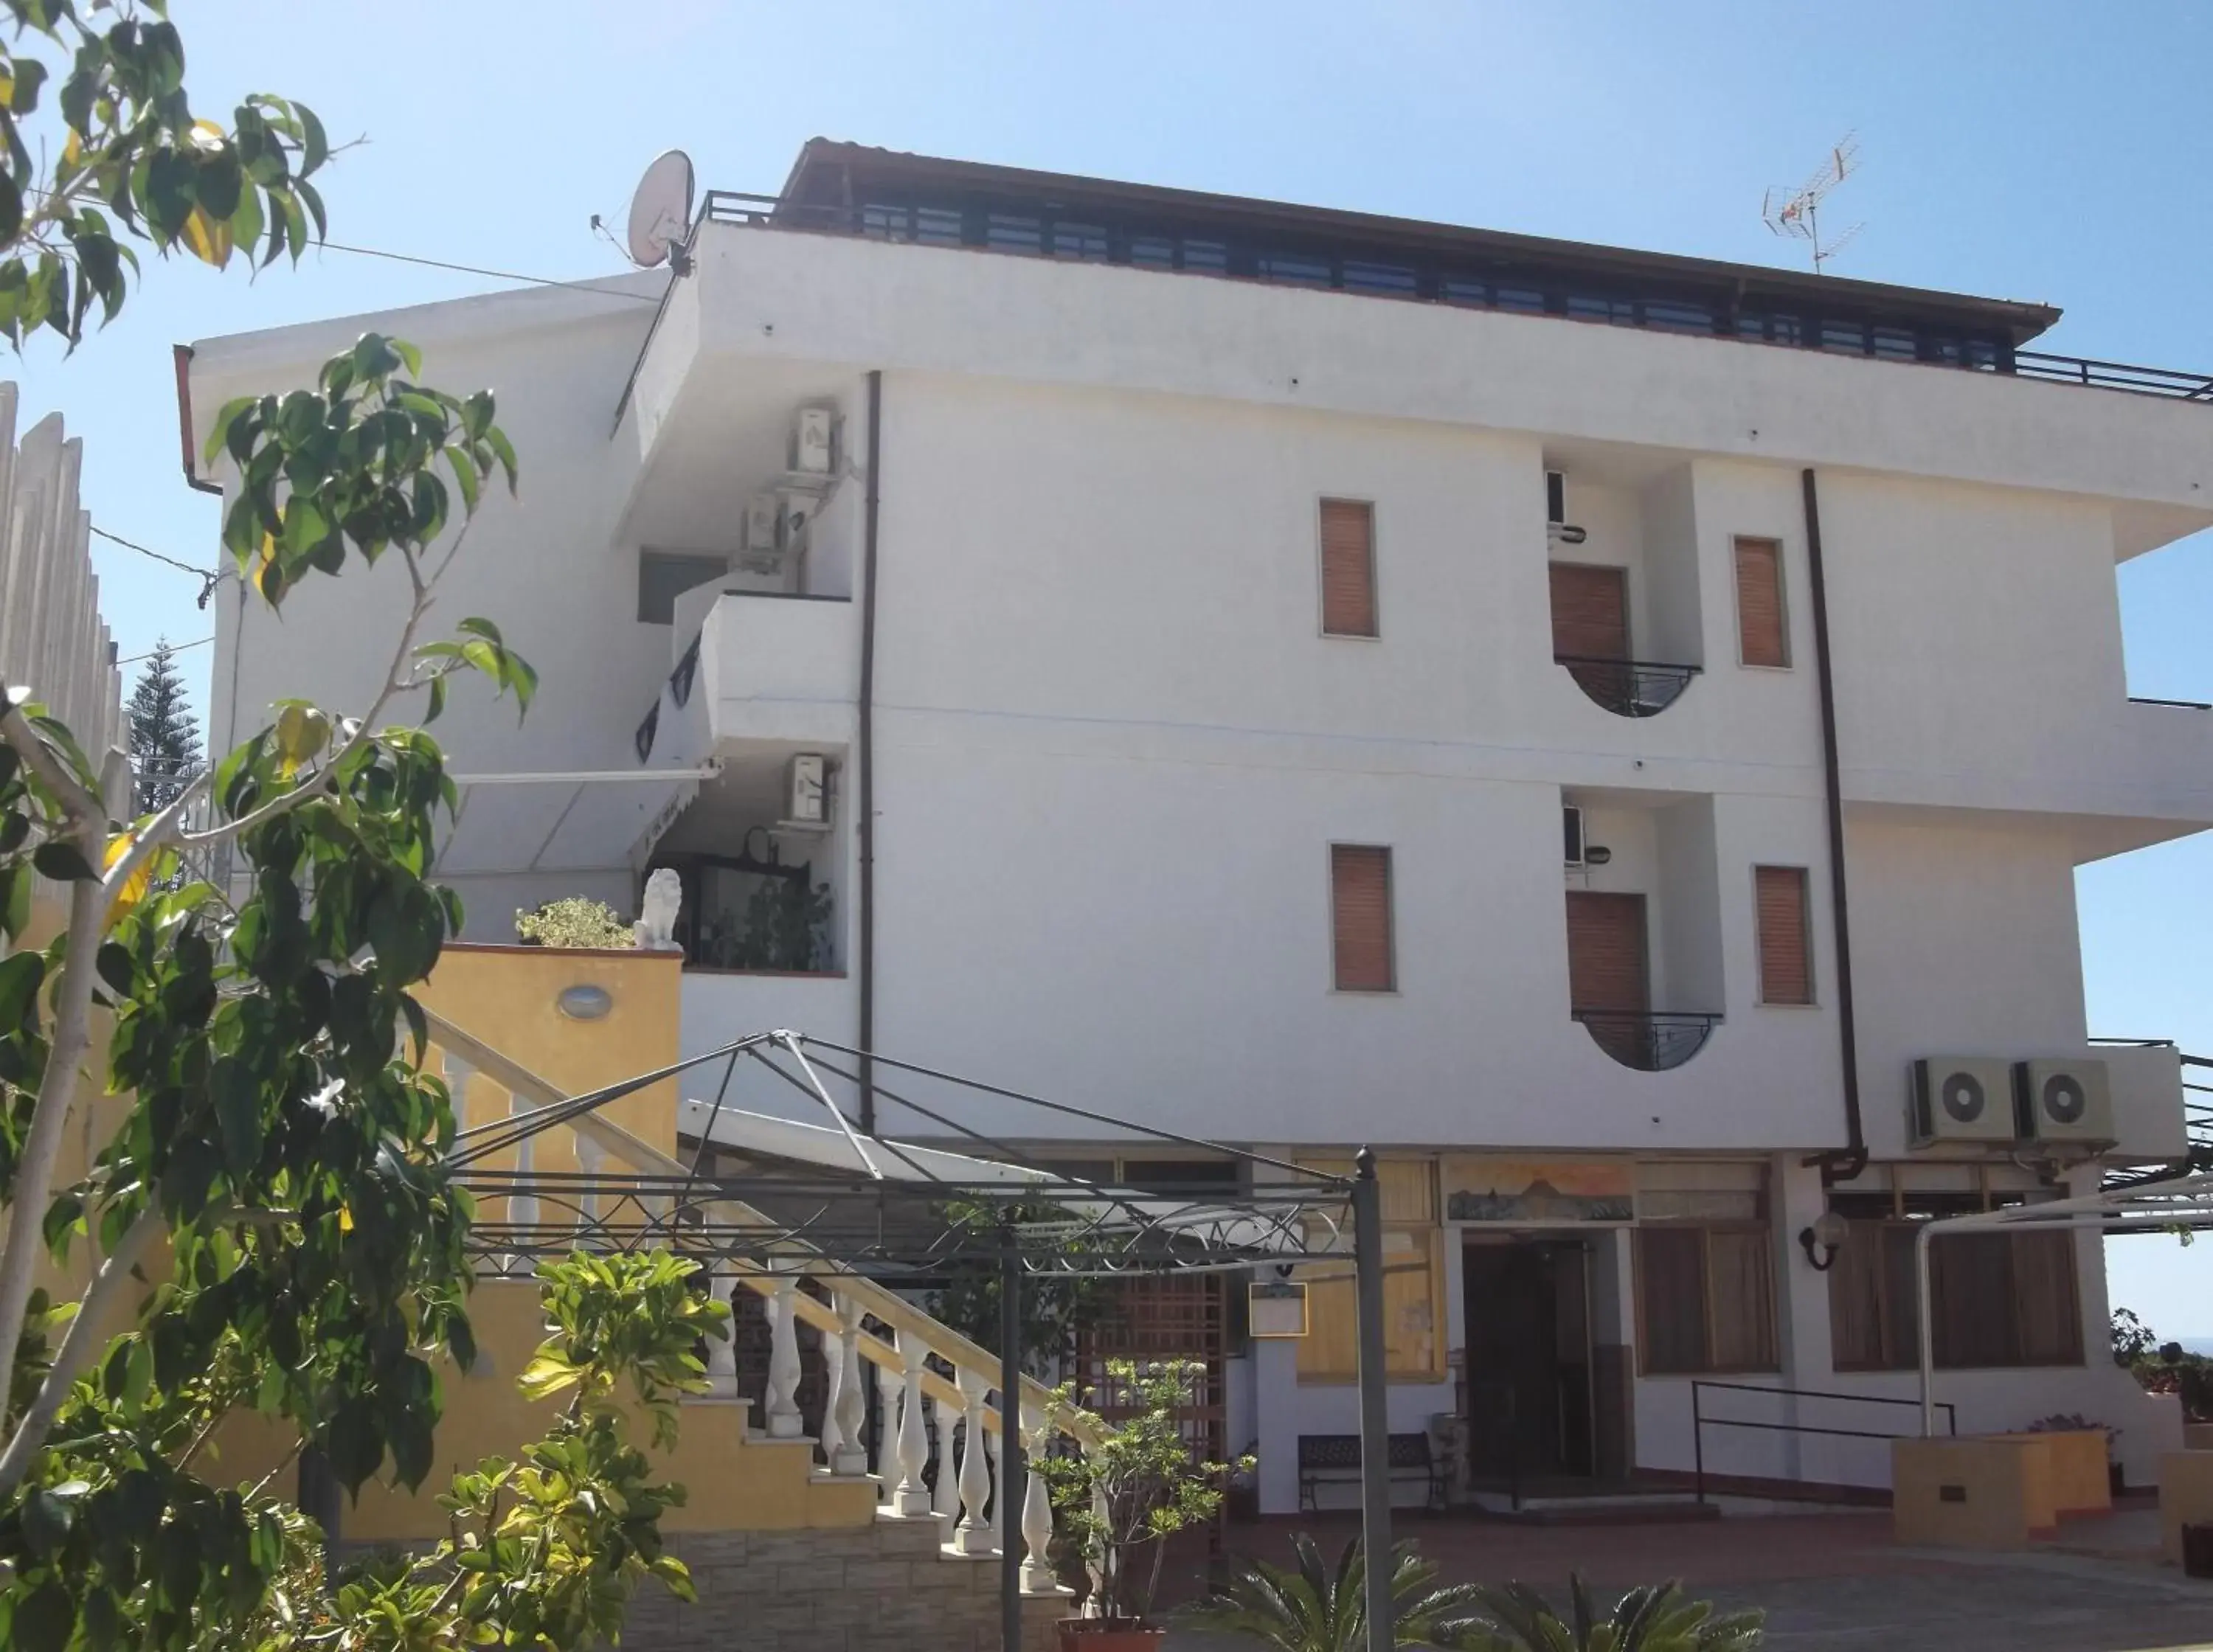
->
[15,1,2213,1332]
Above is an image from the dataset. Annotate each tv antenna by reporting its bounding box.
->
[1762,133,1863,274]
[620,149,696,271]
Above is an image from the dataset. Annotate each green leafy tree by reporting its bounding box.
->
[516,896,638,951]
[1037,1358,1249,1625]
[1176,1534,1489,1652]
[125,636,201,813]
[0,0,331,347]
[0,328,535,1650]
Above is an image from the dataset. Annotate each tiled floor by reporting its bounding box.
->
[1155,1509,2213,1652]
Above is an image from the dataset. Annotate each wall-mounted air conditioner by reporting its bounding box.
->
[739,493,782,572]
[1908,1056,2018,1148]
[1562,804,1587,868]
[792,405,836,476]
[2014,1058,2115,1146]
[1545,468,1587,546]
[781,753,831,830]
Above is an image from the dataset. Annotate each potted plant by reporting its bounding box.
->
[1038,1358,1251,1651]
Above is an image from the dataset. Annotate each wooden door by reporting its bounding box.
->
[1549,563,1632,708]
[1566,891,1649,1010]
[1548,563,1630,661]
[1566,891,1649,1064]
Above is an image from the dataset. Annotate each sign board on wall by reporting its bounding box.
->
[1248,1280,1309,1338]
[1440,1156,1635,1224]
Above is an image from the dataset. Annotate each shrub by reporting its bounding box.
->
[516,896,637,950]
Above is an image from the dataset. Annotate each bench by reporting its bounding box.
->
[1298,1432,1445,1513]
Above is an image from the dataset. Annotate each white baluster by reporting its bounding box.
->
[440,1052,474,1118]
[874,1355,902,1499]
[508,1091,538,1232]
[893,1333,932,1516]
[830,1294,869,1476]
[984,1421,1005,1553]
[955,1368,994,1554]
[705,1276,739,1400]
[764,1276,805,1440]
[1020,1404,1056,1590]
[820,1335,846,1471]
[931,1392,962,1521]
[573,1133,603,1235]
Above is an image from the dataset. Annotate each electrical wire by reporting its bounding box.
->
[117,636,212,666]
[314,239,660,302]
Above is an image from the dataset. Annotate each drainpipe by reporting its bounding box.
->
[856,370,882,1134]
[1801,468,1867,1183]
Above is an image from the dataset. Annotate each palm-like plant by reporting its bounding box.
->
[1175,1533,1489,1650]
[1460,1575,1764,1652]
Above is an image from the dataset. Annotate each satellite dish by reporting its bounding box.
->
[625,150,695,268]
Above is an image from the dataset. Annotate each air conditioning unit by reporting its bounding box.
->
[780,753,831,830]
[792,405,836,475]
[2014,1058,2115,1146]
[1908,1056,2018,1148]
[741,493,781,566]
[1562,805,1587,868]
[1545,468,1587,546]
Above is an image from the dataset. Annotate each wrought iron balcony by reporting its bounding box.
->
[1573,1010,1721,1072]
[1555,655,1702,718]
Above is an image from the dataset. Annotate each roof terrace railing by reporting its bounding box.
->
[663,190,2213,409]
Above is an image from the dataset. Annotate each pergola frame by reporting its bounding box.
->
[1916,1167,2213,1434]
[441,1025,1404,1652]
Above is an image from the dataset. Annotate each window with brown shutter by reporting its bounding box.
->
[1548,563,1630,662]
[1734,536,1788,667]
[1754,865,1812,1005]
[1319,499,1377,638]
[1565,892,1649,1011]
[1330,844,1393,991]
[1828,1198,2085,1372]
[1636,1223,1779,1375]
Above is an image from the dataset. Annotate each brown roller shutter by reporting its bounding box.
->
[1565,891,1648,1011]
[1331,844,1393,991]
[1319,499,1377,638]
[1548,563,1630,661]
[1755,865,1812,1004]
[1735,537,1787,667]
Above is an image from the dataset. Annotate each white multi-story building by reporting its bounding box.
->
[185,142,2213,1507]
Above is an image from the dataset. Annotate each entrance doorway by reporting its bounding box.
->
[1462,1237,1596,1483]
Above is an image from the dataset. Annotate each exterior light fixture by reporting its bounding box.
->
[556,984,614,1021]
[1798,1209,1849,1271]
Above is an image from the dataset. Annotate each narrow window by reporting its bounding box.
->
[1319,499,1378,639]
[1754,866,1813,1004]
[1330,844,1394,992]
[1734,536,1789,667]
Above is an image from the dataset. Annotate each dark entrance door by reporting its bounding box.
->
[1462,1238,1595,1483]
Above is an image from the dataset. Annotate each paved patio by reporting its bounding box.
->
[1157,1507,2213,1652]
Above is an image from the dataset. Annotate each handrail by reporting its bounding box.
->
[2128,695,2213,709]
[1553,655,1702,719]
[1570,1009,1720,1072]
[421,1009,1101,1448]
[1689,1378,1955,1506]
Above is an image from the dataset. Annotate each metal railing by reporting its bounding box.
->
[2129,695,2213,710]
[1690,1379,1955,1506]
[1554,656,1702,718]
[2014,351,2213,401]
[1572,1010,1721,1072]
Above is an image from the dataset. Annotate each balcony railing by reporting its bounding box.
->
[1555,655,1702,718]
[1573,1009,1721,1072]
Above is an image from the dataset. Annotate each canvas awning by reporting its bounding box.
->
[434,767,716,878]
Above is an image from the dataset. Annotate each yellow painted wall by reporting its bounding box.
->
[1892,1437,2051,1549]
[1987,1430,2109,1517]
[417,943,683,1169]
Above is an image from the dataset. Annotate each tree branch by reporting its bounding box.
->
[0,1204,162,1501]
[0,699,103,827]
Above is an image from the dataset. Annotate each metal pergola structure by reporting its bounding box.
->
[1916,1167,2213,1435]
[440,1027,1406,1652]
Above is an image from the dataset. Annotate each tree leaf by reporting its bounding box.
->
[32,839,97,881]
[12,1579,73,1652]
[210,1058,264,1178]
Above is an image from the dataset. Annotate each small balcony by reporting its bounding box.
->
[1554,655,1702,718]
[1572,1009,1722,1072]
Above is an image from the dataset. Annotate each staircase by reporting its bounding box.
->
[419,1009,1087,1651]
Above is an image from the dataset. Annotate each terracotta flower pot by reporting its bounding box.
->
[1056,1618,1166,1652]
